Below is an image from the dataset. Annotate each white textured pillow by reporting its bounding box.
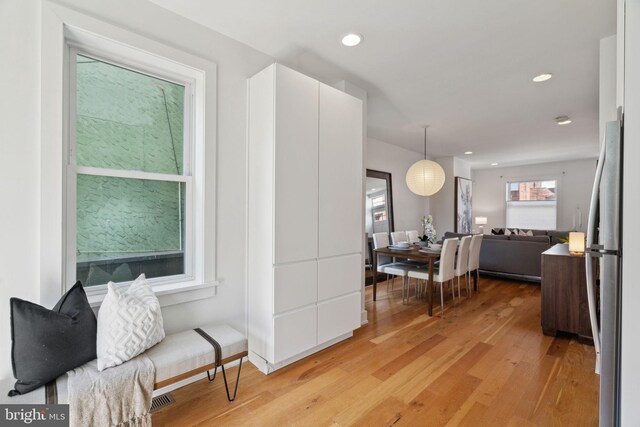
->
[504,228,512,236]
[96,274,165,371]
[526,230,534,236]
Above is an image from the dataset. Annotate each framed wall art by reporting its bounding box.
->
[455,177,473,233]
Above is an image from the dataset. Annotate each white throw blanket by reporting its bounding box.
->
[67,354,155,427]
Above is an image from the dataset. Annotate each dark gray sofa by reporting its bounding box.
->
[443,228,570,282]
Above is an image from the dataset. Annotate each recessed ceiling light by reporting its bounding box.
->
[491,162,499,166]
[556,115,572,125]
[533,73,553,82]
[464,151,473,155]
[341,33,362,47]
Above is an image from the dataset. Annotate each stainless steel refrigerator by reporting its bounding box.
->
[586,113,624,427]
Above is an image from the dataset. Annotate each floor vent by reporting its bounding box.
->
[150,393,175,413]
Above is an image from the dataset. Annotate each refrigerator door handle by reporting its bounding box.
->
[586,133,606,374]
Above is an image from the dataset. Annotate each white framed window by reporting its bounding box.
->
[506,180,557,230]
[53,20,216,302]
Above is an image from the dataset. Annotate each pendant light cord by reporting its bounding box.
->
[424,128,427,160]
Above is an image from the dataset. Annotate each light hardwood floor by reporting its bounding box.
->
[153,277,599,426]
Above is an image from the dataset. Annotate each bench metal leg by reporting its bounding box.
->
[221,358,243,402]
[206,357,243,402]
[206,366,218,382]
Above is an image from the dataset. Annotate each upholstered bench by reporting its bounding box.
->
[1,323,248,405]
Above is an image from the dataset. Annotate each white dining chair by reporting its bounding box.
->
[406,230,420,243]
[372,232,412,297]
[390,231,409,245]
[467,234,484,294]
[454,235,472,301]
[408,237,459,317]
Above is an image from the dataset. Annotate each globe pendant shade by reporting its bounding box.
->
[405,160,446,196]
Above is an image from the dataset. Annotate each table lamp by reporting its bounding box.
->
[569,232,586,254]
[475,216,488,234]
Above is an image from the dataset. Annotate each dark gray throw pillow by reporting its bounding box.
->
[9,282,97,396]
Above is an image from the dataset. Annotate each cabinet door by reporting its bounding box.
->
[317,292,360,344]
[273,305,317,363]
[274,65,319,264]
[274,260,317,314]
[318,84,363,258]
[317,254,361,302]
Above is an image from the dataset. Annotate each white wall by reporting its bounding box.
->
[430,156,472,238]
[621,0,640,424]
[0,0,275,381]
[365,138,429,233]
[473,159,597,233]
[0,0,42,380]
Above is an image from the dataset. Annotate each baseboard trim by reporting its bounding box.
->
[249,332,354,375]
[360,309,368,325]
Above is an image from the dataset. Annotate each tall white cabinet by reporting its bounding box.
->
[248,63,363,373]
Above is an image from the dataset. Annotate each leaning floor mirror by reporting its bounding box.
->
[365,169,395,284]
[365,169,395,236]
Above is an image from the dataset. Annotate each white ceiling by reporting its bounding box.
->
[151,0,616,169]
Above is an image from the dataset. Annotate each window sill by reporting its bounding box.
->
[87,280,219,309]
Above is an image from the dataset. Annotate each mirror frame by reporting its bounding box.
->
[366,169,395,233]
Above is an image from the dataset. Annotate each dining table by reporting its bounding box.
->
[372,245,442,316]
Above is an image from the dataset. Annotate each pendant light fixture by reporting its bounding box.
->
[405,127,445,196]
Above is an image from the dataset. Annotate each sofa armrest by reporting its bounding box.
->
[480,239,550,277]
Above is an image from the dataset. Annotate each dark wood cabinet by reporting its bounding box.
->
[541,243,594,342]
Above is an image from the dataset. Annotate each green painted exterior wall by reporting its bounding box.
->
[75,54,185,259]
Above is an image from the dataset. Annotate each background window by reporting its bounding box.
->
[506,180,557,230]
[71,52,191,287]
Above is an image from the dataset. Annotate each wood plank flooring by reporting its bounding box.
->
[152,277,599,426]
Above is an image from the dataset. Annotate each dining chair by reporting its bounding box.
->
[372,232,412,297]
[408,237,459,317]
[406,230,420,243]
[454,235,472,301]
[468,234,484,293]
[390,231,409,245]
[364,233,372,272]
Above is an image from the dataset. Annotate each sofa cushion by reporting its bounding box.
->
[484,234,509,240]
[547,230,570,245]
[509,235,550,244]
[9,282,97,395]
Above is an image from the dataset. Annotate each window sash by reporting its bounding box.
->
[506,180,557,202]
[66,45,195,294]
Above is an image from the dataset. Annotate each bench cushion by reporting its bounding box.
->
[145,323,247,384]
[1,323,247,404]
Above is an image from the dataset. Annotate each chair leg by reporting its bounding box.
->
[440,282,445,318]
[476,269,480,291]
[457,276,461,303]
[402,276,407,304]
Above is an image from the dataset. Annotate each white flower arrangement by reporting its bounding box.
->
[421,215,437,244]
